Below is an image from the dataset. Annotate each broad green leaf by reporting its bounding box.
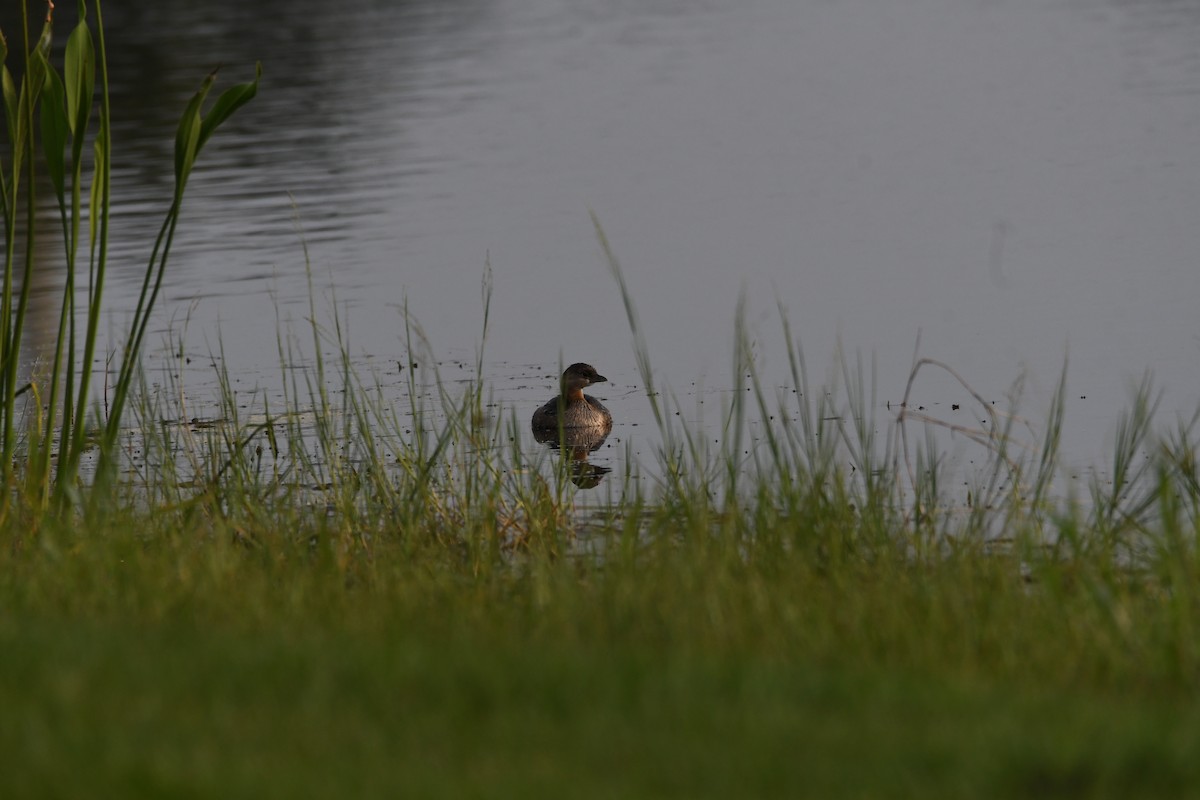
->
[173,71,216,191]
[13,47,55,177]
[24,7,55,134]
[35,10,53,58]
[197,61,261,152]
[89,128,107,252]
[2,66,15,144]
[35,8,53,51]
[13,81,32,182]
[23,35,52,121]
[64,20,94,137]
[41,64,68,197]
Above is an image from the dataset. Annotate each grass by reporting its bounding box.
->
[4,620,1199,799]
[2,0,258,508]
[5,3,1200,798]
[1,275,1198,797]
[3,503,1200,798]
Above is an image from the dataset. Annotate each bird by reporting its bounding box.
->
[531,362,613,431]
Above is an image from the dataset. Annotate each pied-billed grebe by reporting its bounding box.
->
[531,362,613,431]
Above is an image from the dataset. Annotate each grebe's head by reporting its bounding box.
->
[561,362,607,393]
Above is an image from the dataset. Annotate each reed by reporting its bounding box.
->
[0,0,258,515]
[0,241,1197,794]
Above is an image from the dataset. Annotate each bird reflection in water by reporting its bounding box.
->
[532,424,612,489]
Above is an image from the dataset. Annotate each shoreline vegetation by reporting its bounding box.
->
[4,3,1200,797]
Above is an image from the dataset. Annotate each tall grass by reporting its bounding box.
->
[3,8,1200,794]
[7,245,1199,694]
[0,0,258,516]
[0,172,1197,800]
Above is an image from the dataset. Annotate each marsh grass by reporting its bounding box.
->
[1,0,258,515]
[2,201,1198,800]
[3,252,1200,797]
[3,6,1200,797]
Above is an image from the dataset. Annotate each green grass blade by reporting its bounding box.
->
[87,127,106,255]
[173,71,214,192]
[40,63,68,198]
[197,61,261,151]
[1,66,15,144]
[64,18,95,137]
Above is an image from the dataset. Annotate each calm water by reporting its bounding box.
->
[6,0,1200,490]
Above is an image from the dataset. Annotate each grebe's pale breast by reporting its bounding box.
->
[531,363,613,431]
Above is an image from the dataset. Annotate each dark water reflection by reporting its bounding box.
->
[4,0,1200,487]
[533,426,613,490]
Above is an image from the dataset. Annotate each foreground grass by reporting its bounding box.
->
[2,494,1200,799]
[3,620,1197,799]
